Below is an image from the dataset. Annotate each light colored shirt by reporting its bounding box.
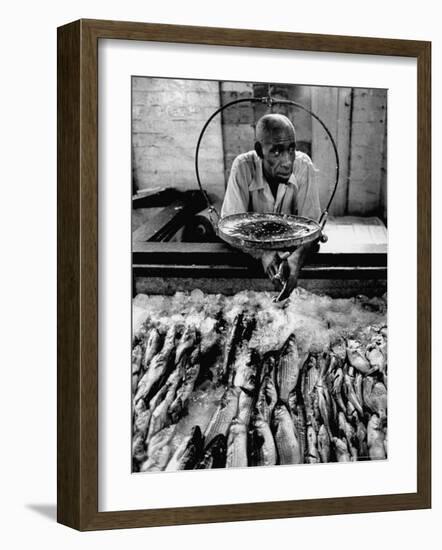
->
[221,150,322,221]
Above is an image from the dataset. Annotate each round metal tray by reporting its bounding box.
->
[218,212,322,251]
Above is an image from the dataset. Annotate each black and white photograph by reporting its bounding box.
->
[131,77,388,473]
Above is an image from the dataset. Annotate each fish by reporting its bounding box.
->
[312,388,321,428]
[166,426,204,471]
[363,378,387,421]
[331,338,347,366]
[221,312,244,385]
[306,425,320,463]
[195,434,227,469]
[346,340,376,375]
[241,314,257,342]
[362,376,375,409]
[233,347,260,395]
[248,411,277,467]
[204,387,239,443]
[256,372,278,424]
[175,324,198,364]
[290,398,307,462]
[132,344,143,375]
[146,423,177,455]
[367,414,386,460]
[147,366,182,439]
[238,389,255,426]
[317,424,331,463]
[370,381,388,421]
[354,372,364,410]
[338,412,357,460]
[366,344,386,373]
[327,353,340,374]
[317,352,330,381]
[140,445,171,472]
[134,325,177,403]
[304,354,320,395]
[301,354,319,407]
[346,399,357,419]
[134,408,152,438]
[272,402,303,465]
[259,352,276,386]
[142,327,162,370]
[132,432,146,463]
[169,347,201,422]
[356,420,368,459]
[276,334,303,403]
[316,382,333,439]
[343,372,364,418]
[332,367,347,414]
[226,418,248,468]
[148,381,170,414]
[333,436,351,462]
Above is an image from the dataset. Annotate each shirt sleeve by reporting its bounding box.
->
[220,156,251,218]
[295,155,322,221]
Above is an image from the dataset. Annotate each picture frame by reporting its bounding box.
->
[57,18,431,531]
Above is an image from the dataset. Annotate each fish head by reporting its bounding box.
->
[272,401,289,421]
[306,425,316,443]
[208,434,227,453]
[132,345,143,361]
[338,412,347,430]
[318,424,329,442]
[331,338,347,363]
[230,417,247,435]
[333,437,347,452]
[368,414,381,430]
[147,327,161,348]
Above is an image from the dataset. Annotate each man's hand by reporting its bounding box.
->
[274,245,308,302]
[261,251,283,289]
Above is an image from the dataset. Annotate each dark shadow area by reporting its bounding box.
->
[26,504,57,521]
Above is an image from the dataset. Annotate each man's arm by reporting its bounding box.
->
[274,155,321,301]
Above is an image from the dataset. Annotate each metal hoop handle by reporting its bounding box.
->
[195,96,340,230]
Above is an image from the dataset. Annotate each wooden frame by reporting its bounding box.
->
[57,19,431,531]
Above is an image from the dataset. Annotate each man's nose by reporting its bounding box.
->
[280,151,292,167]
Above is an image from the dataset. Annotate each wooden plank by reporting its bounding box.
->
[311,87,352,216]
[133,263,386,280]
[132,190,206,242]
[134,275,386,299]
[132,187,180,208]
[132,240,387,268]
[347,89,387,215]
[320,216,387,253]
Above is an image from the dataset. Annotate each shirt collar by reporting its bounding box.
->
[249,154,296,191]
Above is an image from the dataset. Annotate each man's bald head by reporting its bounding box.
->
[254,114,297,185]
[255,114,296,145]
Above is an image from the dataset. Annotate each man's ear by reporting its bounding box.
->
[255,141,263,159]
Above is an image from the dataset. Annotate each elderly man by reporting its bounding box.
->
[221,113,321,299]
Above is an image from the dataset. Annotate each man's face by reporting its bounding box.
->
[260,126,296,184]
